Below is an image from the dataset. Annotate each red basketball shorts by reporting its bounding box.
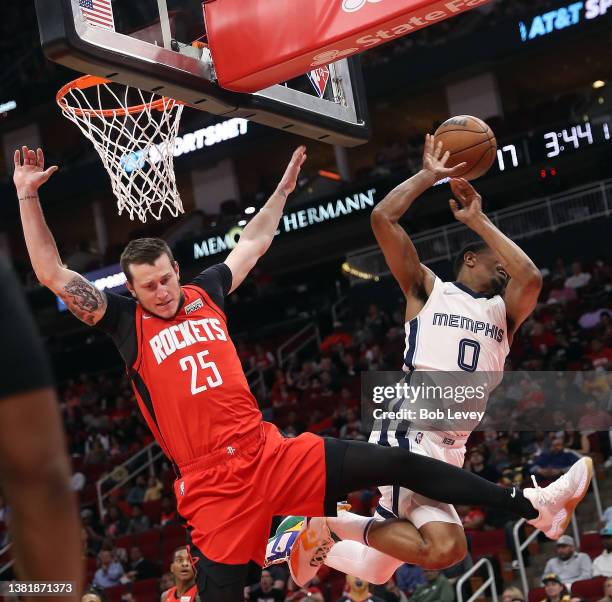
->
[174,421,327,565]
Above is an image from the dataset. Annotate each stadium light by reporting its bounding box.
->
[593,80,606,89]
[245,206,256,215]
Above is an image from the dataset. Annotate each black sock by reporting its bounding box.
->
[336,440,539,520]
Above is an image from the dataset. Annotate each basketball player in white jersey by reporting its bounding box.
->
[272,135,590,586]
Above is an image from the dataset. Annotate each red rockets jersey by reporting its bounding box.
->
[164,584,198,602]
[130,282,262,466]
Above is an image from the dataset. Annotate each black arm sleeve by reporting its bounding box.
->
[0,259,54,397]
[95,292,138,367]
[190,263,233,311]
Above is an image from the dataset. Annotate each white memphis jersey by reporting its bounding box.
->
[403,278,509,373]
[369,278,509,447]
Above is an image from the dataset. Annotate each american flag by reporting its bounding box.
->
[79,0,115,31]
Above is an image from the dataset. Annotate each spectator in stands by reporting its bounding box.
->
[501,587,524,602]
[466,446,500,482]
[382,578,409,602]
[365,304,390,339]
[597,577,612,602]
[104,505,128,538]
[577,396,612,431]
[539,573,571,602]
[247,569,284,602]
[144,475,164,502]
[593,528,612,577]
[120,594,136,602]
[127,475,147,505]
[82,590,105,602]
[456,505,485,530]
[93,549,125,589]
[547,279,577,306]
[542,536,593,586]
[530,436,580,483]
[586,340,612,369]
[395,564,426,595]
[564,262,591,290]
[337,575,385,602]
[81,509,104,555]
[284,576,324,601]
[410,570,454,602]
[159,572,174,595]
[127,504,151,534]
[602,506,612,530]
[126,545,157,581]
[339,408,363,439]
[159,495,177,526]
[599,312,612,346]
[579,304,610,330]
[85,439,107,465]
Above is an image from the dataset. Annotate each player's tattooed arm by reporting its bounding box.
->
[59,274,108,326]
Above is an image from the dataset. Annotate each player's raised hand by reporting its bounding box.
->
[422,133,467,180]
[448,177,484,226]
[13,147,58,194]
[276,146,307,197]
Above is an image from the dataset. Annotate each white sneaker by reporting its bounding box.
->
[523,457,593,540]
[288,516,335,587]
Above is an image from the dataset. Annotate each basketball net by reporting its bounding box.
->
[57,76,184,222]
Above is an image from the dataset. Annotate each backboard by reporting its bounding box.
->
[34,0,370,146]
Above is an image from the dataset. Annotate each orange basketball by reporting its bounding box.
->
[434,116,497,181]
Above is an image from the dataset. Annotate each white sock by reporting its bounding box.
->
[325,540,403,585]
[327,511,375,545]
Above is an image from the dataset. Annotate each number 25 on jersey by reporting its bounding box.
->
[180,350,223,395]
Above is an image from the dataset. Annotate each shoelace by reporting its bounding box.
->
[312,539,335,566]
[530,473,571,506]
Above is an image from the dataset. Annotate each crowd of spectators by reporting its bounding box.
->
[0,250,610,600]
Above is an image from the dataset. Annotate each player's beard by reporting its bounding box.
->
[489,275,507,296]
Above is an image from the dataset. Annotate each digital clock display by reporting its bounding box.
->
[491,118,612,175]
[542,120,610,158]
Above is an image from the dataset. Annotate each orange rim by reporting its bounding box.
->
[56,74,182,118]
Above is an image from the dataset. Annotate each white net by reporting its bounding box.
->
[58,77,184,222]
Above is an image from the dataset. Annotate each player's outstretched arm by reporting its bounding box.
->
[371,134,465,300]
[448,177,542,337]
[224,146,306,293]
[14,146,108,326]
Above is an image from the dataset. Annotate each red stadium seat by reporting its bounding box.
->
[143,499,162,523]
[468,528,506,558]
[103,584,128,602]
[136,528,161,548]
[133,577,160,597]
[571,576,606,600]
[115,534,136,549]
[528,587,545,602]
[580,532,603,559]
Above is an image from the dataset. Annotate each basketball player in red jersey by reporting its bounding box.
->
[162,547,199,602]
[15,145,591,602]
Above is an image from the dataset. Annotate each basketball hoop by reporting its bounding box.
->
[56,75,184,222]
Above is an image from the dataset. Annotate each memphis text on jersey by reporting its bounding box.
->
[432,312,505,343]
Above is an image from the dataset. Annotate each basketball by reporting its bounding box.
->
[434,116,497,181]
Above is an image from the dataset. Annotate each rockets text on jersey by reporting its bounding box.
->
[130,284,262,467]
